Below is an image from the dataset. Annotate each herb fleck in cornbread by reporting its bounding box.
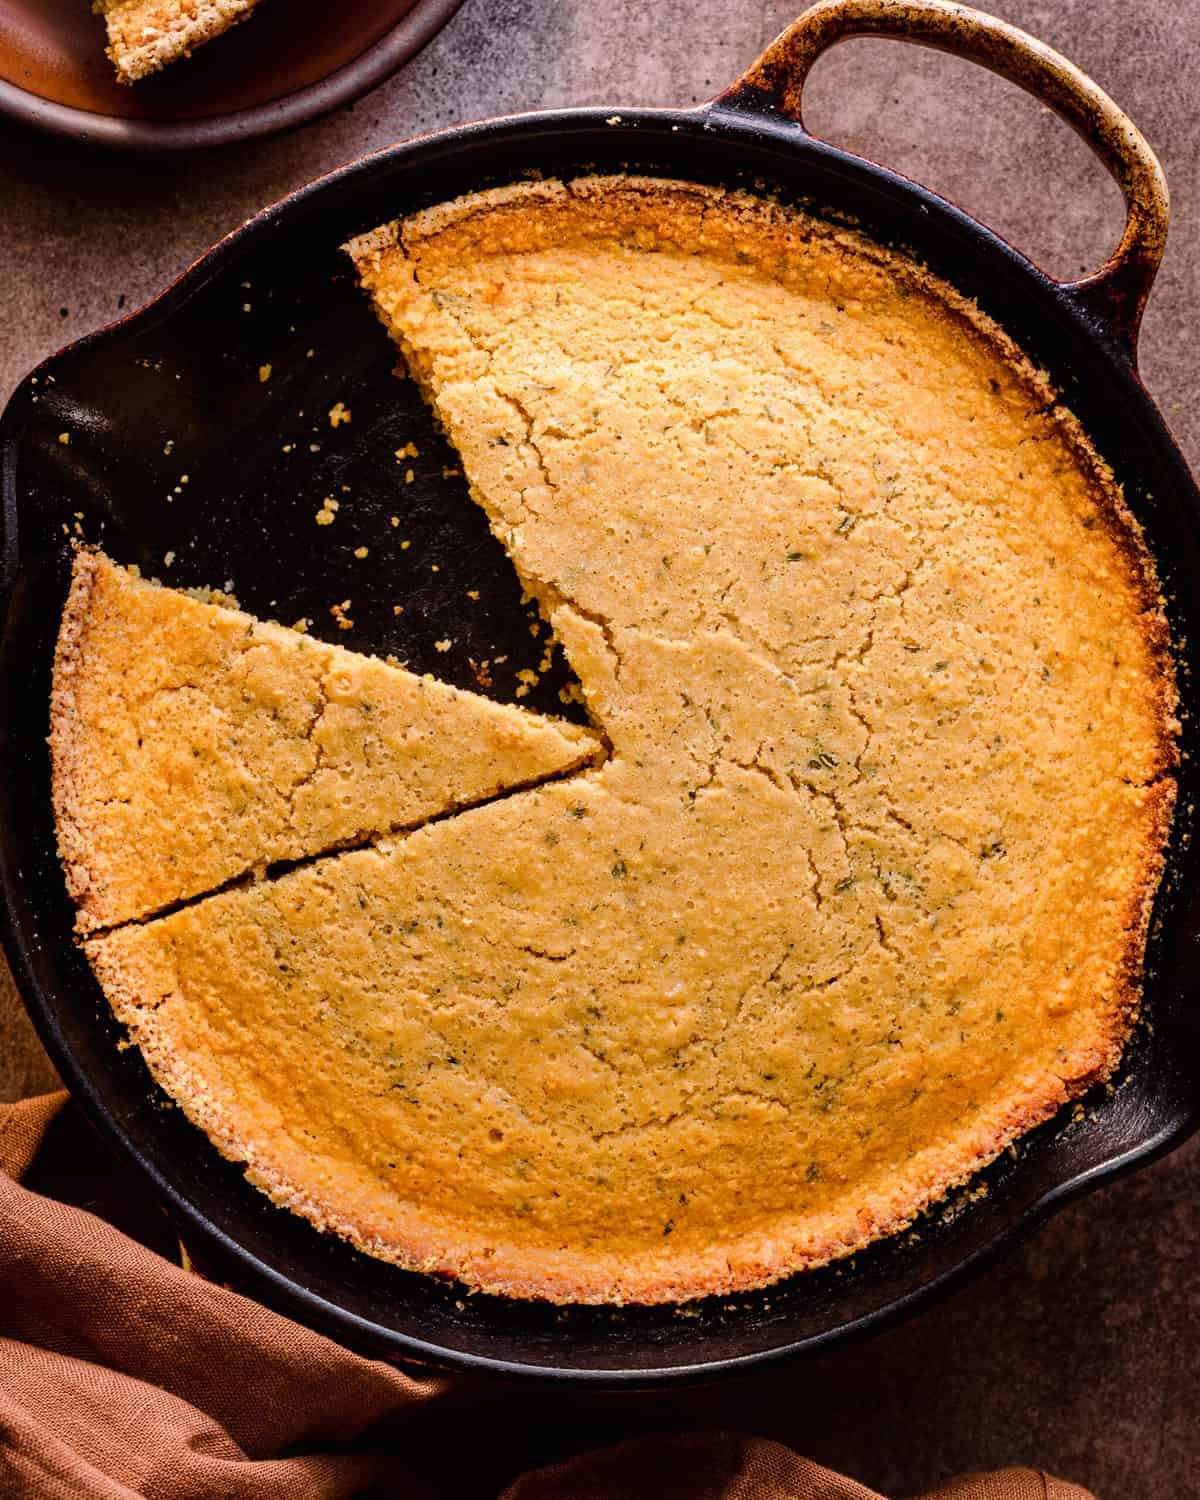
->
[52,550,601,932]
[81,178,1176,1304]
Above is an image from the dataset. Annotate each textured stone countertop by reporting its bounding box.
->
[0,2,1196,1494]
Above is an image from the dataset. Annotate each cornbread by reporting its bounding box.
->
[80,178,1176,1304]
[52,550,601,932]
[95,0,266,83]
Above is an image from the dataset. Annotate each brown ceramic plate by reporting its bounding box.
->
[0,0,466,150]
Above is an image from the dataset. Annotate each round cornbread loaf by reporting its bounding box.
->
[79,177,1176,1304]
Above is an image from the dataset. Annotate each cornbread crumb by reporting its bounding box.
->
[329,402,351,428]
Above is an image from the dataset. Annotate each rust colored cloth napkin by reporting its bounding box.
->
[0,1092,1093,1500]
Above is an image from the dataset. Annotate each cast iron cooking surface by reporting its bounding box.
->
[3,104,1200,1382]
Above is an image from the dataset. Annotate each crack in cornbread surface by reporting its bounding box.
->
[84,177,1177,1304]
[52,550,602,932]
[95,0,265,83]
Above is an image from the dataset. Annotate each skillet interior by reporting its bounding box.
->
[2,106,1199,1383]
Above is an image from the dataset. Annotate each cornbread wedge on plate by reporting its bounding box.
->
[94,0,268,83]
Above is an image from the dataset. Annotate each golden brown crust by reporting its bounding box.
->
[77,177,1177,1305]
[50,547,105,929]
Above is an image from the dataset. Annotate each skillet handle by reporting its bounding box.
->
[712,0,1169,360]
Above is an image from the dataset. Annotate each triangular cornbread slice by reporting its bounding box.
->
[95,0,266,84]
[52,550,601,932]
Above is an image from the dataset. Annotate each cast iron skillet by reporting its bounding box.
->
[2,0,1199,1385]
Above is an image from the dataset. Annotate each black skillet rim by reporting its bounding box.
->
[2,99,1199,1385]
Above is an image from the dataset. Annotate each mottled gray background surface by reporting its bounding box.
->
[1,1,1197,1494]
